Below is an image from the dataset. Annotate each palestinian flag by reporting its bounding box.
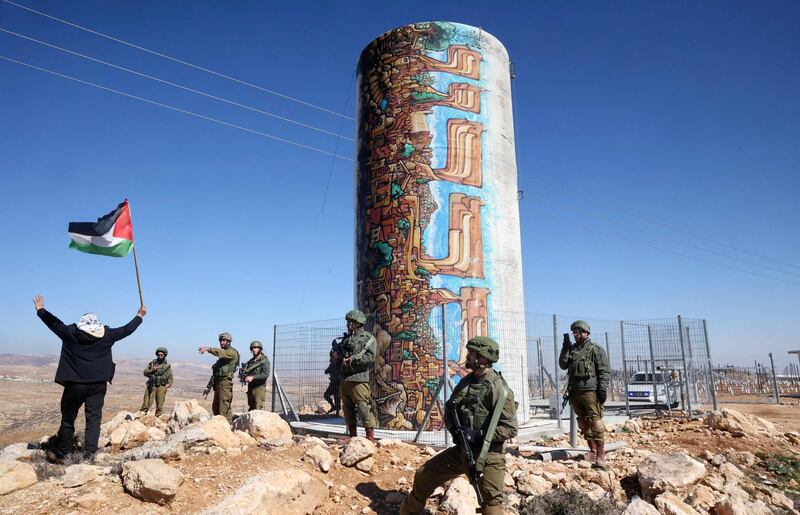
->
[68,200,134,257]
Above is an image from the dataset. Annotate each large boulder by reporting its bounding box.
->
[63,464,104,488]
[440,477,479,514]
[231,410,292,443]
[0,459,38,495]
[704,408,776,437]
[339,437,375,467]
[622,497,660,515]
[199,416,240,449]
[303,445,332,473]
[202,469,327,514]
[120,438,185,462]
[167,399,210,434]
[638,453,706,497]
[122,459,184,504]
[654,493,702,515]
[121,420,151,449]
[99,411,135,447]
[0,443,44,461]
[516,473,552,496]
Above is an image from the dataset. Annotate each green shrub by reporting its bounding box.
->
[518,488,622,515]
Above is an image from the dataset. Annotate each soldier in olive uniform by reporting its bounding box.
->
[559,320,611,468]
[139,347,173,417]
[400,337,518,515]
[323,346,342,415]
[242,340,270,411]
[339,310,377,441]
[199,332,240,423]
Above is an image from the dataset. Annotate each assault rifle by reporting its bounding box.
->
[447,402,485,506]
[202,363,219,399]
[146,359,158,388]
[330,332,350,359]
[238,362,248,387]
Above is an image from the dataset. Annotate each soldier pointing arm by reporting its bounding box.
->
[199,332,239,424]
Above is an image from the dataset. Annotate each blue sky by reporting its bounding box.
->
[1,1,798,369]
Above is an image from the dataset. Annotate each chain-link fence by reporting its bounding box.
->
[266,313,720,445]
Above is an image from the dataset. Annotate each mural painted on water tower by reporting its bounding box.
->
[355,22,527,430]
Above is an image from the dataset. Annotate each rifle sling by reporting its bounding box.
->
[475,384,507,473]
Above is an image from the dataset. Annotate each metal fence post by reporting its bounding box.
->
[677,315,692,418]
[605,332,613,401]
[537,337,544,398]
[553,314,562,430]
[620,321,630,417]
[647,325,659,407]
[702,319,718,410]
[768,352,780,404]
[441,305,450,447]
[271,324,278,413]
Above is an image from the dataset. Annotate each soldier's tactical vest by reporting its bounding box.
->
[449,372,507,433]
[214,347,240,379]
[571,343,597,381]
[152,362,171,386]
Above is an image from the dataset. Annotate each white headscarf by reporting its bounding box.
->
[77,313,105,337]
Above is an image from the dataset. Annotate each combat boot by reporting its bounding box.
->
[398,497,414,515]
[583,440,597,462]
[482,504,504,515]
[594,441,609,469]
[365,427,375,442]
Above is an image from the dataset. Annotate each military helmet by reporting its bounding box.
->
[466,336,500,363]
[345,309,367,325]
[218,331,233,342]
[155,347,168,356]
[249,340,263,350]
[570,320,591,334]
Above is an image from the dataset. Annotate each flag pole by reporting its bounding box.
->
[132,246,144,307]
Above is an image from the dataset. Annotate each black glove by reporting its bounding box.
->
[597,390,607,405]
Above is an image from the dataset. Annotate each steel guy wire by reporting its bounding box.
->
[0,27,353,141]
[0,55,354,161]
[522,175,800,271]
[530,206,800,287]
[1,0,354,121]
[527,193,800,279]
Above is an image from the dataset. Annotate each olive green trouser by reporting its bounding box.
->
[404,446,506,512]
[569,389,605,442]
[339,380,376,429]
[140,385,168,416]
[247,384,265,411]
[212,378,234,423]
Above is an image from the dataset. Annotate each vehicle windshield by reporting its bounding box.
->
[630,372,667,383]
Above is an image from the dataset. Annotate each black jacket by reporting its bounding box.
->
[37,308,142,385]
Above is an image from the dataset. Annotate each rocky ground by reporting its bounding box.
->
[0,355,799,514]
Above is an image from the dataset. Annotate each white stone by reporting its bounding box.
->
[340,437,376,467]
[235,430,257,447]
[0,459,37,495]
[202,469,327,514]
[231,410,292,442]
[122,459,184,504]
[303,445,332,473]
[355,456,375,473]
[440,477,479,514]
[654,492,702,515]
[704,408,777,437]
[517,473,552,496]
[200,416,240,449]
[0,443,44,461]
[638,453,706,497]
[622,497,660,515]
[121,420,150,449]
[62,464,103,488]
[167,399,210,434]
